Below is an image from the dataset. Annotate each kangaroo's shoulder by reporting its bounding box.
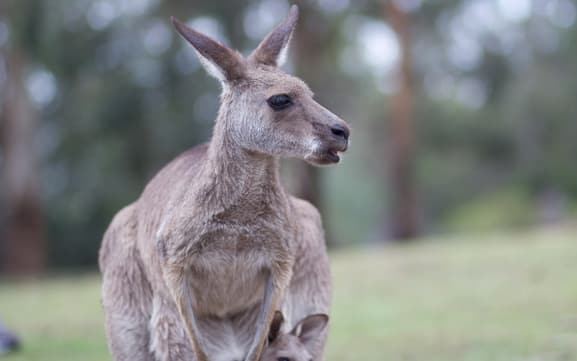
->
[138,143,209,201]
[153,142,209,182]
[289,196,322,226]
[175,142,210,164]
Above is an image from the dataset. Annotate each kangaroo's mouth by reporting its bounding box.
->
[326,149,341,163]
[306,142,348,166]
[329,140,349,161]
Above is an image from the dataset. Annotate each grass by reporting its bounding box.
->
[1,226,576,361]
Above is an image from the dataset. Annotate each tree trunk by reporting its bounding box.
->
[385,1,419,240]
[292,4,331,243]
[292,7,323,212]
[0,45,45,275]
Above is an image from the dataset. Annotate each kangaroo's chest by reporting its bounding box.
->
[186,216,293,317]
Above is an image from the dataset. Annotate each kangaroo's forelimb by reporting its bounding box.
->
[183,272,210,361]
[244,271,281,361]
[165,269,209,361]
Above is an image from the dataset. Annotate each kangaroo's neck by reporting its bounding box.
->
[200,110,285,210]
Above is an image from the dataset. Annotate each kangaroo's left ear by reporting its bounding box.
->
[249,5,299,67]
[172,17,246,83]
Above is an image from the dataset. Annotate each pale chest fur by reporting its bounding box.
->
[171,207,296,317]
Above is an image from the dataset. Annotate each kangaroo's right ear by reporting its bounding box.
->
[172,17,245,83]
[290,313,328,353]
[249,5,298,67]
[268,311,284,343]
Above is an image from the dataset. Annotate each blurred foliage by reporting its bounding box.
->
[444,188,535,232]
[1,0,576,268]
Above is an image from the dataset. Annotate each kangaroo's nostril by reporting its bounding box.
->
[330,124,350,141]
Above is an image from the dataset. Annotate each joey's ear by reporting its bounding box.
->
[172,17,245,82]
[290,314,328,353]
[268,311,285,343]
[249,5,299,67]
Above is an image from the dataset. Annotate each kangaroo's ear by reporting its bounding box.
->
[268,311,285,343]
[249,5,299,67]
[172,17,245,82]
[290,313,328,353]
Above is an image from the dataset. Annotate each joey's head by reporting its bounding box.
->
[172,5,350,165]
[260,311,329,361]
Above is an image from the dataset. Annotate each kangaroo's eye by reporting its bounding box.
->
[277,358,290,361]
[267,94,293,110]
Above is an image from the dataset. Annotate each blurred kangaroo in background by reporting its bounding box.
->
[99,5,349,361]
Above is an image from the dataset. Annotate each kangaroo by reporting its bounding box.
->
[261,311,329,361]
[99,5,349,361]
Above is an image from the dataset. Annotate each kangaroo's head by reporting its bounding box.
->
[260,311,328,361]
[172,5,349,165]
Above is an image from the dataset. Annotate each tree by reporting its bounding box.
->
[291,2,345,245]
[0,3,45,274]
[292,3,323,211]
[385,1,419,240]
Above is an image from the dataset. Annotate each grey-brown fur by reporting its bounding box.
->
[99,5,349,361]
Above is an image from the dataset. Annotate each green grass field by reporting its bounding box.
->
[1,226,576,361]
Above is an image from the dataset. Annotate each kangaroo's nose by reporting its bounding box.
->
[330,123,350,141]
